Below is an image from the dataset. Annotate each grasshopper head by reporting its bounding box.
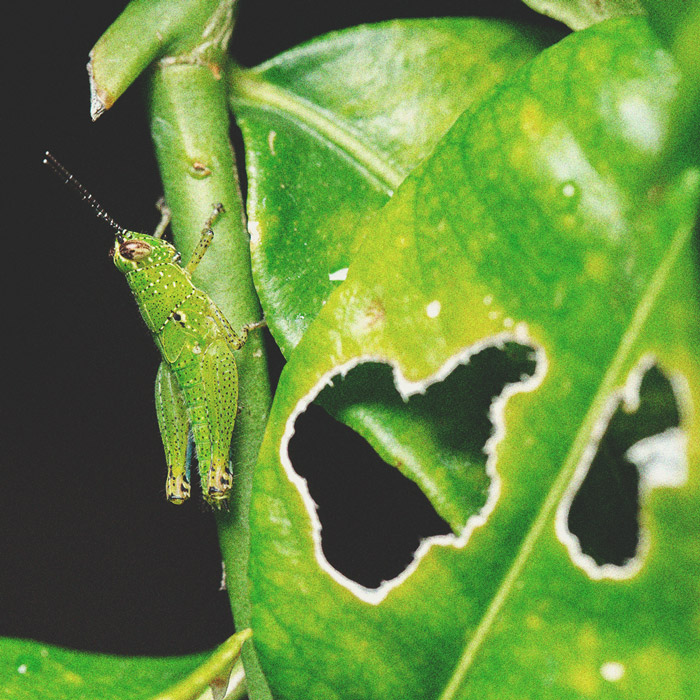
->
[111,231,179,274]
[42,154,181,275]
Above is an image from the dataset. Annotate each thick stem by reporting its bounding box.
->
[148,59,272,700]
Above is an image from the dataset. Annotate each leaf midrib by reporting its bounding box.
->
[438,193,695,700]
[229,69,403,195]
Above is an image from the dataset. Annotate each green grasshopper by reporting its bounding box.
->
[44,152,262,507]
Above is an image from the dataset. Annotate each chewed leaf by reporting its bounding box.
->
[230,18,559,355]
[247,17,700,700]
[563,362,685,572]
[316,344,540,533]
[283,344,542,601]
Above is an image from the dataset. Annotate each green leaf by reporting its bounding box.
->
[520,0,645,29]
[231,19,558,533]
[640,0,700,168]
[0,638,204,700]
[230,18,559,357]
[0,631,250,700]
[247,17,700,699]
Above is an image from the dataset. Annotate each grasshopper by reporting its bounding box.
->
[44,152,263,507]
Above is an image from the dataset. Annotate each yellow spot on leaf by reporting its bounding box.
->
[584,251,611,281]
[525,614,542,630]
[509,142,528,168]
[62,670,83,685]
[561,213,577,229]
[577,624,599,652]
[566,664,599,697]
[520,99,545,139]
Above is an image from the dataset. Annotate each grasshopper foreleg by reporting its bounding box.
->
[185,204,225,274]
[153,197,172,240]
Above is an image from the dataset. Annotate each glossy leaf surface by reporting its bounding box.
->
[0,632,249,700]
[245,17,700,700]
[230,19,558,531]
[521,0,644,29]
[0,638,205,700]
[230,18,558,356]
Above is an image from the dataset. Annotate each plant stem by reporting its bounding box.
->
[147,46,272,700]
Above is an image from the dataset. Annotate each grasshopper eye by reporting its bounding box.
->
[119,240,152,261]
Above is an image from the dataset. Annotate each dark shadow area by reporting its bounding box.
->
[233,0,567,66]
[288,343,538,588]
[568,365,681,567]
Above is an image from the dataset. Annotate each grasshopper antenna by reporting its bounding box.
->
[43,151,127,234]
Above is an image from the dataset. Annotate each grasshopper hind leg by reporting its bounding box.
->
[155,362,191,504]
[199,338,239,506]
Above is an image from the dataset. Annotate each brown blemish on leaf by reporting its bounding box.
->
[365,298,385,328]
[191,161,213,178]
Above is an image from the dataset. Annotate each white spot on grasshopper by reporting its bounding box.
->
[279,327,547,604]
[329,267,348,282]
[268,130,277,155]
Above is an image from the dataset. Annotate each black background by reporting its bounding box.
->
[3,0,559,655]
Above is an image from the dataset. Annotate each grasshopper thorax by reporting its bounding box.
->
[111,231,179,274]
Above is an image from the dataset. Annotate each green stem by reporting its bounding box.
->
[146,21,272,700]
[91,1,272,696]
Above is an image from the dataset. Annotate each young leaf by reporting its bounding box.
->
[246,17,700,699]
[0,637,206,700]
[0,632,250,700]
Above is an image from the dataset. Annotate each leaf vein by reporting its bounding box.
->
[230,71,403,194]
[438,189,694,700]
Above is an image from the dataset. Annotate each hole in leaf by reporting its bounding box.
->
[567,364,682,568]
[289,403,451,588]
[288,343,538,589]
